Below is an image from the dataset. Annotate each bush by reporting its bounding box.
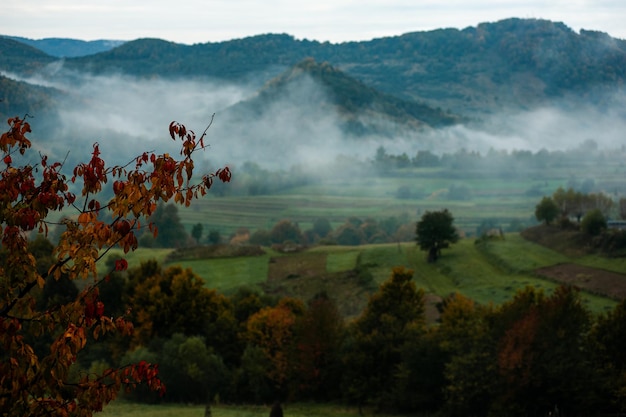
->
[581,209,606,236]
[249,229,272,246]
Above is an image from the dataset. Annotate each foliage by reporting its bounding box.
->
[292,292,345,401]
[126,263,236,350]
[333,224,365,246]
[190,222,203,243]
[415,209,459,262]
[245,298,305,397]
[581,208,606,236]
[311,217,332,238]
[535,196,560,225]
[157,334,229,403]
[589,299,626,412]
[342,267,425,410]
[207,229,222,244]
[0,117,230,416]
[147,203,190,248]
[269,220,303,245]
[492,286,594,417]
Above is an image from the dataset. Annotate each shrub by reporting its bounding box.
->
[581,209,607,236]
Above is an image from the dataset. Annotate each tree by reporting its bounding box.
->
[415,209,459,262]
[334,223,365,246]
[0,117,231,416]
[245,298,304,397]
[292,292,345,401]
[581,208,606,236]
[191,222,203,243]
[149,203,189,247]
[311,217,332,238]
[589,299,626,413]
[269,219,303,244]
[207,229,221,245]
[126,263,229,348]
[534,196,559,225]
[619,198,626,220]
[342,267,425,411]
[494,286,593,417]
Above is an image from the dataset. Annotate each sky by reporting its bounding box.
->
[2,0,626,44]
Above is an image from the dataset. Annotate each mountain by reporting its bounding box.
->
[1,18,626,118]
[228,58,461,136]
[0,74,61,127]
[0,37,56,74]
[51,18,626,114]
[2,36,125,58]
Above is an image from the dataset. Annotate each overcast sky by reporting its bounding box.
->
[2,1,626,44]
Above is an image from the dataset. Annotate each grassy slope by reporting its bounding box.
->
[150,233,619,314]
[101,401,401,417]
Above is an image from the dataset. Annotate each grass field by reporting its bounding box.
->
[175,165,556,238]
[101,400,406,417]
[134,233,619,316]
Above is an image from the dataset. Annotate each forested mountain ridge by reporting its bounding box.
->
[2,18,626,118]
[0,37,56,74]
[1,35,125,58]
[228,58,461,135]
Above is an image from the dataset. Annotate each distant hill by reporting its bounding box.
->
[0,74,61,129]
[2,35,125,58]
[227,58,461,135]
[1,18,626,117]
[0,37,56,74]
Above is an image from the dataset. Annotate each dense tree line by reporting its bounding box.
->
[50,255,626,416]
[244,214,414,247]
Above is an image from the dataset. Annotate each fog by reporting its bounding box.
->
[4,63,626,174]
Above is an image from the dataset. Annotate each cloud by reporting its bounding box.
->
[3,63,626,178]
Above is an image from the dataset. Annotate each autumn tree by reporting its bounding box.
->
[415,209,459,262]
[244,298,305,398]
[127,261,225,346]
[270,219,303,245]
[0,116,231,416]
[436,293,496,417]
[292,292,345,401]
[493,286,593,417]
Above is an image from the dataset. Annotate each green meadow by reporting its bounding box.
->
[101,400,400,417]
[108,233,620,315]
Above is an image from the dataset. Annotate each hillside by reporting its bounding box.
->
[0,74,61,122]
[226,58,461,136]
[1,35,125,58]
[1,18,625,120]
[55,18,626,114]
[0,37,56,74]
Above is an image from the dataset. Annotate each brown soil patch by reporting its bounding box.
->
[267,252,328,281]
[535,263,626,300]
[262,270,373,318]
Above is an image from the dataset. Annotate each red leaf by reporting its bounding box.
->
[115,259,128,271]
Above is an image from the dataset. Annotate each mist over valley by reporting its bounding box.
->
[2,18,626,234]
